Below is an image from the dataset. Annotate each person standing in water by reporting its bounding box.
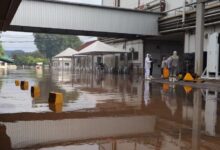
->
[145,54,152,80]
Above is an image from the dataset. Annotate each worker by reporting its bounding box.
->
[149,54,154,78]
[167,51,179,82]
[145,54,152,80]
[166,56,172,79]
[171,51,179,81]
[161,57,167,78]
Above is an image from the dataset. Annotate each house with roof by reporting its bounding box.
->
[52,48,78,70]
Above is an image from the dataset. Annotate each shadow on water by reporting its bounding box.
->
[0,124,12,150]
[0,69,219,149]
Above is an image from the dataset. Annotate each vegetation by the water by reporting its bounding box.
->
[13,51,49,66]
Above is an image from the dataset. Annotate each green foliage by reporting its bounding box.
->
[34,33,82,59]
[0,42,5,56]
[14,51,49,66]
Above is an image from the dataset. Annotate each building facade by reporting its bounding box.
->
[101,0,220,76]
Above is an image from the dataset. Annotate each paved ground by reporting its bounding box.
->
[151,78,220,91]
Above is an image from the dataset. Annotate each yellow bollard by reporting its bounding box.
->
[20,81,29,90]
[49,103,63,113]
[31,86,41,98]
[15,80,20,86]
[48,92,63,104]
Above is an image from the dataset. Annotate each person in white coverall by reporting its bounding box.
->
[145,54,152,80]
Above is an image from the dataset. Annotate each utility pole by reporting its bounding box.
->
[195,0,205,76]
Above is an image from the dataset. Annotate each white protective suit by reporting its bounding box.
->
[145,54,152,79]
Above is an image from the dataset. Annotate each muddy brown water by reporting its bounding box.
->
[0,69,219,150]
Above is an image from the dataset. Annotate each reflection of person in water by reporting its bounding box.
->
[0,124,12,150]
[144,81,151,106]
[166,85,177,116]
[161,84,177,116]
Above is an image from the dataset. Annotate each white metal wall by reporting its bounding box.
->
[11,0,160,36]
[184,26,220,53]
[103,40,144,71]
[102,0,115,7]
[120,0,139,8]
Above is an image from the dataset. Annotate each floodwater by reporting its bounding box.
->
[0,69,220,150]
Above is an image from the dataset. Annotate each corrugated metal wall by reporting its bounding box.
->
[11,0,160,36]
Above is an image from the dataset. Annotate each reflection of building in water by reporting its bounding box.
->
[204,90,217,136]
[52,69,72,83]
[52,72,145,109]
[35,67,43,78]
[1,116,156,149]
[182,89,219,137]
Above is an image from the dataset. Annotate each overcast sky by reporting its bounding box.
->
[0,0,102,52]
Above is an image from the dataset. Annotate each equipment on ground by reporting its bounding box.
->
[183,73,194,82]
[202,32,220,79]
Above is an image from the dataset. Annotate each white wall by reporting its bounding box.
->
[120,0,139,8]
[52,58,73,70]
[184,25,220,53]
[103,40,144,73]
[102,0,115,7]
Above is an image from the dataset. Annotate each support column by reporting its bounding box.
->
[195,0,205,76]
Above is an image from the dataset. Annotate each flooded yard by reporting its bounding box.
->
[0,69,220,150]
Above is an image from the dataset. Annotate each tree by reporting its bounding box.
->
[34,33,82,59]
[0,42,4,56]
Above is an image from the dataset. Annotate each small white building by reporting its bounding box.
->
[52,48,78,70]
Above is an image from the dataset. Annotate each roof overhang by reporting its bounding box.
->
[0,0,21,31]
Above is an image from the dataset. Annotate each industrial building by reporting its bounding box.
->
[0,0,220,77]
[100,0,220,77]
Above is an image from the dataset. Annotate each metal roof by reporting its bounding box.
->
[76,41,127,55]
[0,55,14,63]
[54,48,78,58]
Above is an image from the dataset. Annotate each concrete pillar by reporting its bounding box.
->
[195,0,205,75]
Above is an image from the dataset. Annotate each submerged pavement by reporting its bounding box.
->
[0,69,219,149]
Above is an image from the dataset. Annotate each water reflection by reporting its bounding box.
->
[0,70,219,149]
[204,90,218,136]
[1,116,156,149]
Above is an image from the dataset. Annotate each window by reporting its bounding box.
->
[120,53,125,61]
[127,52,139,60]
[115,0,120,7]
[128,53,132,60]
[133,52,139,60]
